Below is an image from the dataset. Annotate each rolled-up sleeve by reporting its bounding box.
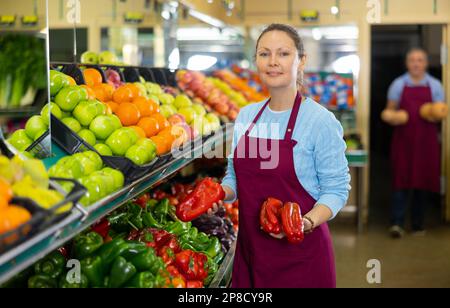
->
[313,112,351,219]
[387,78,404,105]
[430,79,445,102]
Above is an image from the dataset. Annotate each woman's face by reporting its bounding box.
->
[256,30,305,89]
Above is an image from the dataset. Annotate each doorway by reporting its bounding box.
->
[369,24,444,227]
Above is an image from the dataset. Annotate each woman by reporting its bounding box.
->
[221,24,351,288]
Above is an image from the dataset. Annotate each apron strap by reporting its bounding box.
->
[245,99,271,136]
[284,92,303,141]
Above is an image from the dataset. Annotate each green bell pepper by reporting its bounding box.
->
[120,241,148,260]
[72,232,104,259]
[130,249,158,272]
[125,272,155,288]
[164,221,191,236]
[197,232,211,244]
[59,273,89,288]
[97,237,127,268]
[81,255,105,288]
[146,199,158,210]
[205,237,222,258]
[213,251,225,264]
[28,275,57,288]
[189,227,199,239]
[108,256,137,288]
[204,256,219,286]
[33,251,66,279]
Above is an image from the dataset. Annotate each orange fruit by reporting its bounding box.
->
[101,83,115,101]
[151,113,170,130]
[83,68,103,87]
[116,103,141,126]
[158,128,176,150]
[80,85,96,100]
[92,85,107,102]
[134,97,157,117]
[138,117,160,138]
[130,126,146,139]
[151,135,170,155]
[127,84,144,99]
[0,196,9,211]
[149,99,160,114]
[0,179,13,203]
[106,101,119,113]
[113,85,134,104]
[0,206,31,234]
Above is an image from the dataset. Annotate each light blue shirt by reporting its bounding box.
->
[222,97,351,219]
[388,73,445,105]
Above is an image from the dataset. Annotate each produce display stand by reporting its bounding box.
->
[0,124,234,286]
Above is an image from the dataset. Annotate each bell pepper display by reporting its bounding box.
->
[59,273,89,288]
[72,232,104,259]
[91,218,111,239]
[259,197,283,235]
[280,202,304,244]
[80,255,105,288]
[176,178,225,222]
[28,275,58,288]
[33,251,66,279]
[125,271,155,288]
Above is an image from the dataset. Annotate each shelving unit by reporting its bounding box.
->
[0,124,234,285]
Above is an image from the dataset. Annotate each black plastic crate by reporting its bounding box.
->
[25,130,51,159]
[0,177,86,254]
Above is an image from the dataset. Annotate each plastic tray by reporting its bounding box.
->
[51,114,162,183]
[25,130,51,159]
[0,177,86,254]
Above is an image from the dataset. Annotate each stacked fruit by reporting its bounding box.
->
[208,77,249,108]
[176,70,239,121]
[49,151,124,207]
[214,69,267,102]
[80,50,121,66]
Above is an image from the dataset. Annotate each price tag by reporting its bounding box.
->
[124,12,144,24]
[300,10,319,22]
[0,15,16,26]
[21,15,39,26]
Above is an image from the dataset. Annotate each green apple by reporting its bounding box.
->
[72,153,97,176]
[205,113,221,131]
[89,115,115,140]
[98,51,118,65]
[148,95,160,105]
[102,167,125,190]
[121,127,139,145]
[81,51,98,64]
[33,129,47,141]
[50,157,84,179]
[178,107,197,124]
[108,115,122,130]
[105,130,133,156]
[134,83,148,98]
[125,145,150,166]
[94,143,113,156]
[41,102,62,125]
[78,177,102,206]
[81,151,103,171]
[79,87,89,101]
[62,117,82,133]
[61,110,71,119]
[49,70,70,97]
[25,115,48,140]
[158,93,175,105]
[202,119,212,136]
[89,173,114,197]
[192,104,206,117]
[159,104,177,118]
[73,100,98,126]
[7,129,33,151]
[78,129,97,146]
[54,86,83,111]
[145,82,162,95]
[174,94,192,109]
[92,100,106,116]
[135,138,157,161]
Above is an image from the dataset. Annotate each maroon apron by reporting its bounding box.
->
[231,92,336,288]
[391,83,440,193]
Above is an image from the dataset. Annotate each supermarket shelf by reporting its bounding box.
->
[0,106,40,119]
[0,124,234,285]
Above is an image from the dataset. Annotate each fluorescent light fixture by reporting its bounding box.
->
[332,55,360,75]
[331,6,339,15]
[312,28,322,40]
[187,55,218,71]
[161,10,171,20]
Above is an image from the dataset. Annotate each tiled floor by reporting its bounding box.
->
[330,218,450,288]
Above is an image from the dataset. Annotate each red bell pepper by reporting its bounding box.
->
[153,190,169,200]
[176,178,225,222]
[186,280,204,288]
[280,202,304,244]
[174,250,208,281]
[135,193,151,208]
[158,246,176,266]
[260,197,283,234]
[91,218,110,239]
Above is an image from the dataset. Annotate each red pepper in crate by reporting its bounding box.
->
[91,218,110,239]
[135,193,151,208]
[174,250,208,281]
[259,197,283,234]
[176,178,225,222]
[280,202,304,244]
[158,246,176,266]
